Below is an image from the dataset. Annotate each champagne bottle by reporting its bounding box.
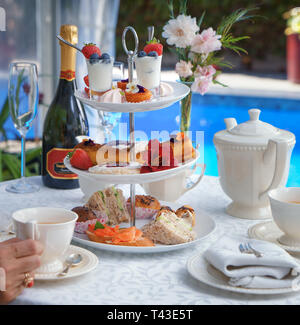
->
[42,25,89,189]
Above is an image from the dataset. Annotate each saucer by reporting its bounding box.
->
[248,221,300,253]
[35,245,99,281]
[187,247,300,295]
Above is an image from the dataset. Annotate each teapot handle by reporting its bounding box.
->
[259,139,288,200]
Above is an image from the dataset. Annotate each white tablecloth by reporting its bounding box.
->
[1,176,300,305]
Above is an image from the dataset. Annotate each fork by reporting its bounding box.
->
[239,242,263,258]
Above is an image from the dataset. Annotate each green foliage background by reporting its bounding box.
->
[116,0,300,61]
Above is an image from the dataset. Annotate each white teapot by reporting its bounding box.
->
[213,108,295,219]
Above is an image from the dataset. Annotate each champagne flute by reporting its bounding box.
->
[97,61,124,142]
[6,62,39,193]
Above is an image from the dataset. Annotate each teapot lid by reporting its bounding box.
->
[228,109,278,137]
[214,108,295,146]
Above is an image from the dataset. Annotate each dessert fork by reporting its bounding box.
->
[239,242,263,258]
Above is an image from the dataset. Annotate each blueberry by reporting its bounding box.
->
[100,53,110,60]
[148,51,158,57]
[137,51,147,58]
[89,53,100,64]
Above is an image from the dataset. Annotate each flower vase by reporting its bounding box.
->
[179,82,192,133]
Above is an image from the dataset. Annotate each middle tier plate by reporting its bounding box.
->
[74,81,190,113]
[64,151,199,184]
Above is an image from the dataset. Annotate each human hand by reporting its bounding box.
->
[0,238,44,304]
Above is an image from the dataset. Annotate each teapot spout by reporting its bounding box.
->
[224,118,237,130]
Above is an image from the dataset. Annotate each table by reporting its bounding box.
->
[1,176,300,305]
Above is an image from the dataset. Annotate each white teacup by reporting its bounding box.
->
[12,207,78,274]
[268,187,300,247]
[142,163,206,202]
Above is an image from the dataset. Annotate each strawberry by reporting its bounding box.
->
[82,43,101,59]
[143,38,163,56]
[84,75,89,87]
[84,87,90,95]
[69,148,93,170]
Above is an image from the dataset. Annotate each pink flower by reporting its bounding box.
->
[175,60,193,78]
[191,76,213,95]
[191,27,222,55]
[194,65,216,78]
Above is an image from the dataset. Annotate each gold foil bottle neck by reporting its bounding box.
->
[60,25,78,45]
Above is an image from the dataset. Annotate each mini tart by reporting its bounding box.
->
[125,88,152,103]
[117,80,128,90]
[75,139,103,166]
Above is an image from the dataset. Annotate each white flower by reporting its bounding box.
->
[175,60,193,78]
[126,82,139,94]
[162,14,199,48]
[191,27,222,55]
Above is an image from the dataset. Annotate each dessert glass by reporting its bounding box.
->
[134,55,162,97]
[86,57,114,99]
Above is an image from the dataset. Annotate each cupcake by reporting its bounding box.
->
[125,82,152,103]
[72,206,108,234]
[127,195,161,219]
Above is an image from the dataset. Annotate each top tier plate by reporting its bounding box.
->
[74,81,190,113]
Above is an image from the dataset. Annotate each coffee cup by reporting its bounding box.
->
[12,207,78,274]
[142,163,206,202]
[268,187,300,247]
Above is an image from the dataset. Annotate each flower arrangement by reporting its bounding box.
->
[284,7,300,35]
[161,0,256,131]
[162,0,256,94]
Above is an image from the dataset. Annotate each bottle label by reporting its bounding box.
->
[60,70,76,81]
[46,148,78,180]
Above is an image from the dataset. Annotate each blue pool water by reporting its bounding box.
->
[119,93,300,187]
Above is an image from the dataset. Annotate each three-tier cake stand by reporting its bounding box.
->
[65,26,195,227]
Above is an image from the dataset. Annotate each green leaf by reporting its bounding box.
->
[198,11,206,29]
[94,221,105,230]
[25,147,42,163]
[167,0,174,19]
[2,153,20,179]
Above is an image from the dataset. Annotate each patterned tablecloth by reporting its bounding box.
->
[1,176,299,305]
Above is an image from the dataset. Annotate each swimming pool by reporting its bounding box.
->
[119,92,300,187]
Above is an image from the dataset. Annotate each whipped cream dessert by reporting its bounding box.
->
[134,55,162,90]
[86,53,114,92]
[89,162,141,175]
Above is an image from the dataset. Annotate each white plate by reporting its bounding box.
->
[35,245,98,281]
[72,206,216,253]
[64,151,199,185]
[248,221,300,253]
[187,247,300,295]
[74,81,190,113]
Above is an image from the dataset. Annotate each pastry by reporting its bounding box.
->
[126,195,161,219]
[74,139,102,166]
[72,206,108,234]
[117,78,128,90]
[159,82,174,97]
[99,87,125,103]
[85,187,130,225]
[175,205,196,227]
[169,132,196,163]
[86,223,154,247]
[125,82,152,103]
[89,162,141,175]
[141,208,196,245]
[95,141,146,166]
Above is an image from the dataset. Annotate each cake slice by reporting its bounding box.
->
[141,208,196,245]
[85,187,129,225]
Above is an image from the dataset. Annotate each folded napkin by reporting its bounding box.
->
[204,235,300,289]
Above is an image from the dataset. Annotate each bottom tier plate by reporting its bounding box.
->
[72,204,216,254]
